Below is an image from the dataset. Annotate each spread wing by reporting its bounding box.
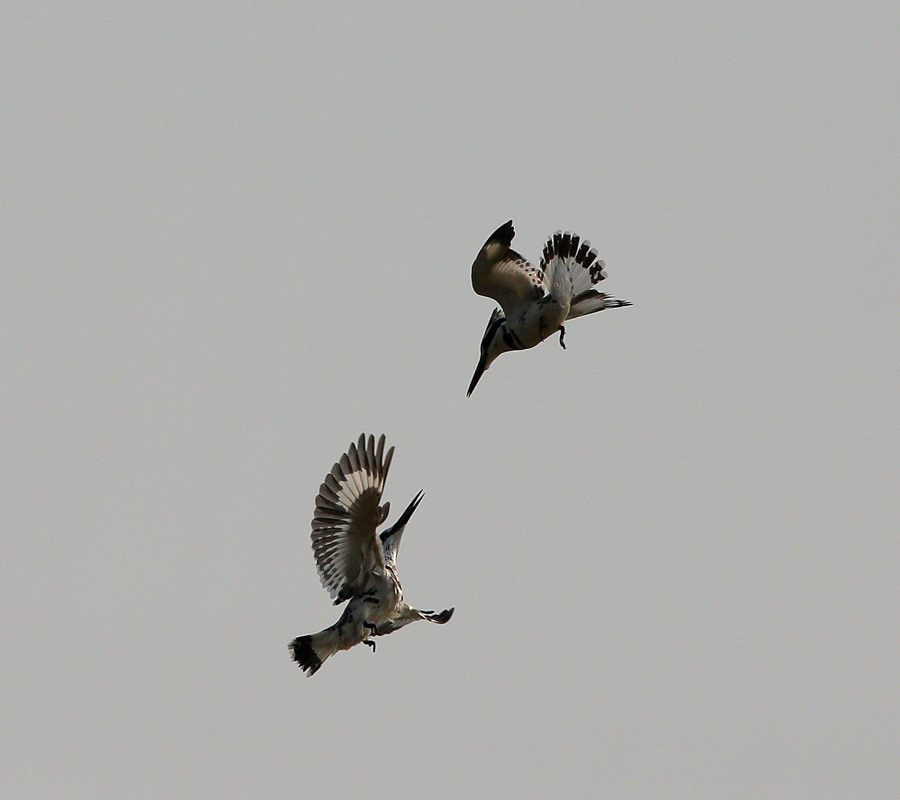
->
[311,434,394,603]
[471,220,547,317]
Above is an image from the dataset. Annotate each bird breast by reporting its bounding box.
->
[364,569,403,626]
[508,299,568,349]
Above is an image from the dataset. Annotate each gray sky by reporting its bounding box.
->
[3,3,899,798]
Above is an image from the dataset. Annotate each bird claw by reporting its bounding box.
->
[559,326,567,349]
[364,639,376,652]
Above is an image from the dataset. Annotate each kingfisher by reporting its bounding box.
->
[467,220,631,396]
[289,434,454,676]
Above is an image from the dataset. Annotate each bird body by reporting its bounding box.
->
[290,434,453,676]
[468,220,631,395]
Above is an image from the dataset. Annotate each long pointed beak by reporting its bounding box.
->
[379,490,424,546]
[466,357,487,397]
[394,490,424,530]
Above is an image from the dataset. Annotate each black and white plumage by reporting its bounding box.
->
[467,220,631,395]
[289,434,453,676]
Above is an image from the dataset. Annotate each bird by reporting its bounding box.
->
[289,434,454,676]
[467,220,631,395]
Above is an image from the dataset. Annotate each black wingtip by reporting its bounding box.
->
[425,607,454,624]
[488,220,515,247]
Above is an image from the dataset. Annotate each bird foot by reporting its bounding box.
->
[363,621,377,634]
[559,326,567,349]
[364,639,376,652]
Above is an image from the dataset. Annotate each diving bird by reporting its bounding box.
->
[289,434,454,677]
[468,220,631,395]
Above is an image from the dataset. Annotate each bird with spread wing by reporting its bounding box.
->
[290,434,453,676]
[467,220,631,395]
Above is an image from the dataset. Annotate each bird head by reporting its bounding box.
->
[380,490,424,565]
[467,308,510,396]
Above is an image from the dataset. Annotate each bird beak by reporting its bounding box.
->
[466,356,487,397]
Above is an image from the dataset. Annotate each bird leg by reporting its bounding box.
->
[558,325,567,349]
[363,620,377,652]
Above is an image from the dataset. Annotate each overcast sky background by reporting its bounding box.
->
[3,3,899,798]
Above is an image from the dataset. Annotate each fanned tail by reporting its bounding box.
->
[541,230,630,319]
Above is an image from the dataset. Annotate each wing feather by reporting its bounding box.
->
[471,220,547,316]
[311,434,393,602]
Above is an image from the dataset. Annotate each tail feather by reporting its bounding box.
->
[289,635,323,676]
[541,230,609,299]
[290,604,453,675]
[289,627,347,677]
